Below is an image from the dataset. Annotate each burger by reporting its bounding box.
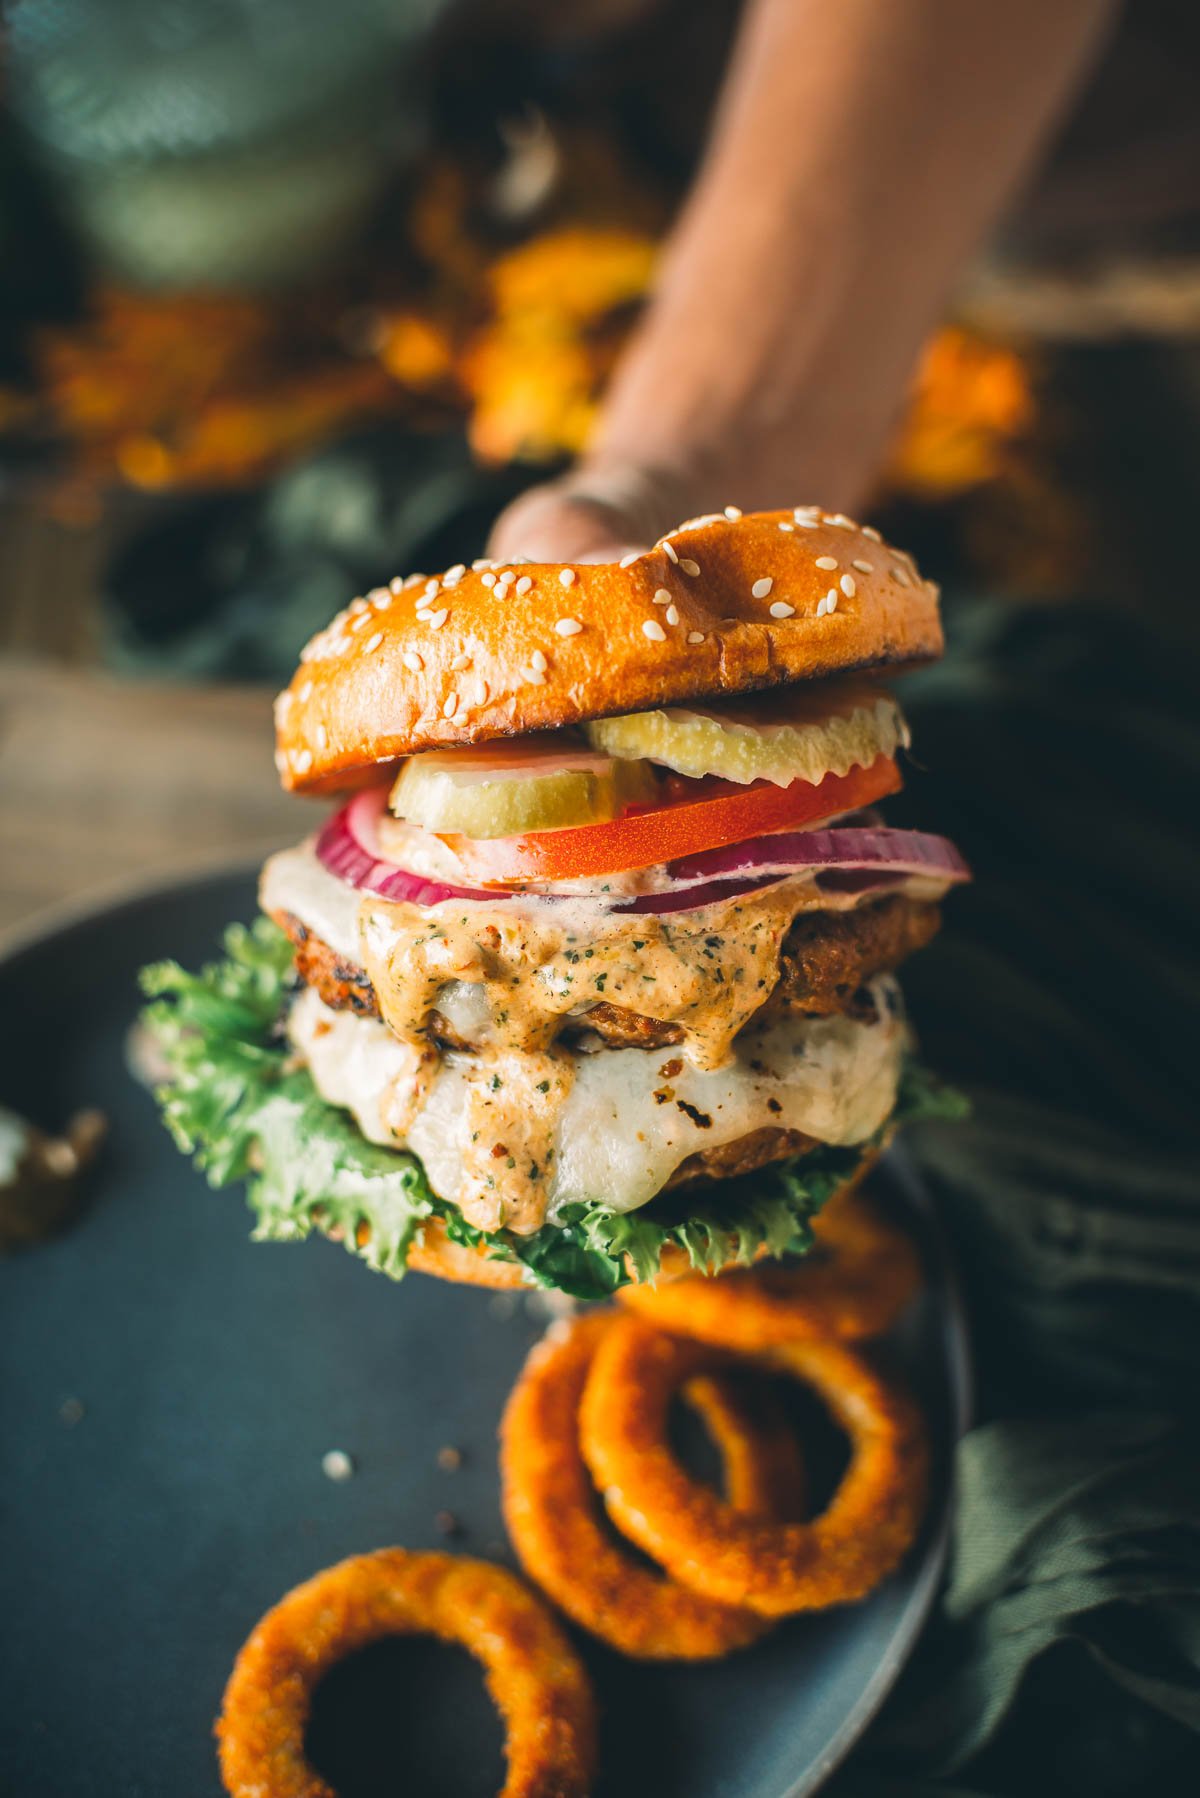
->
[143,506,968,1299]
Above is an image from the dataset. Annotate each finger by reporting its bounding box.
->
[488,485,644,566]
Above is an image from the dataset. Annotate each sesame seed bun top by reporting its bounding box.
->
[274,506,942,794]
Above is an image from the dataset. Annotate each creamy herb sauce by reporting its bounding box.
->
[289,984,906,1232]
[358,879,829,1073]
[350,880,890,1231]
[264,845,931,1235]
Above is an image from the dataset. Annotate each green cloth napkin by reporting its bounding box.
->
[835,595,1200,1796]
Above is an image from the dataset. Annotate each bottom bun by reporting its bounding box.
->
[388,1148,881,1292]
[406,1219,532,1290]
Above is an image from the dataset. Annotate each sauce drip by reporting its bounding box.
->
[354,880,827,1235]
[357,882,817,1073]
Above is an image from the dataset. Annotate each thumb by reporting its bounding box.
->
[487,480,645,566]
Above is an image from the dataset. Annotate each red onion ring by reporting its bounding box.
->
[315,789,502,907]
[315,786,970,914]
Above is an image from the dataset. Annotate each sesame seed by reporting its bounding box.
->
[403,573,425,588]
[293,748,313,774]
[795,517,819,529]
[653,588,671,605]
[853,559,874,574]
[840,573,856,597]
[450,651,472,670]
[662,540,679,564]
[444,563,466,583]
[531,649,548,672]
[424,578,441,597]
[724,504,742,519]
[751,576,774,598]
[643,619,667,641]
[350,613,369,632]
[472,558,492,571]
[815,556,838,571]
[371,591,392,611]
[827,591,839,612]
[516,575,533,595]
[794,505,819,519]
[427,608,448,629]
[416,606,432,621]
[402,650,423,672]
[472,679,489,707]
[769,601,795,618]
[558,568,576,587]
[321,1450,355,1482]
[299,681,313,702]
[481,572,496,588]
[619,552,640,568]
[525,666,546,685]
[829,514,856,530]
[363,631,383,653]
[315,724,328,749]
[687,630,705,644]
[679,558,700,577]
[555,617,582,636]
[778,521,795,532]
[389,576,405,595]
[816,596,827,617]
[862,526,882,542]
[892,566,911,586]
[349,597,370,614]
[275,691,292,715]
[443,693,458,718]
[665,605,680,625]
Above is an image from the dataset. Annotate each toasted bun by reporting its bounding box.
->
[274,507,941,793]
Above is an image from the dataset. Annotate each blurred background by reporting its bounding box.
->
[2,0,1200,936]
[4,7,1200,1792]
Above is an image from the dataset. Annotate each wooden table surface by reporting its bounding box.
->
[0,659,310,945]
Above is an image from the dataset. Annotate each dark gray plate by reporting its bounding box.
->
[0,871,970,1798]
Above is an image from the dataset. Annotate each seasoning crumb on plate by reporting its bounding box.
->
[321,1449,355,1482]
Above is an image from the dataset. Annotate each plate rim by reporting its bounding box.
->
[790,1140,972,1796]
[0,863,973,1798]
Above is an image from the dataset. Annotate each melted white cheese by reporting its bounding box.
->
[260,845,362,962]
[289,980,905,1223]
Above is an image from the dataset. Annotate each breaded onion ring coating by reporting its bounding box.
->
[501,1315,806,1660]
[217,1549,597,1798]
[579,1316,928,1618]
[617,1189,921,1346]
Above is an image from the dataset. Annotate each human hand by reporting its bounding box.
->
[489,0,1111,570]
[487,462,699,566]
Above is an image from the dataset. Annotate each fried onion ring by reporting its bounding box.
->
[501,1314,806,1659]
[580,1315,928,1617]
[617,1187,921,1346]
[217,1549,597,1798]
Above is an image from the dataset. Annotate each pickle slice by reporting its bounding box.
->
[585,680,909,787]
[390,739,657,839]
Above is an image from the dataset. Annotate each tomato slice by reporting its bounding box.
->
[441,756,902,882]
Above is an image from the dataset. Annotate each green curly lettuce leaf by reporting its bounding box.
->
[139,918,965,1303]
